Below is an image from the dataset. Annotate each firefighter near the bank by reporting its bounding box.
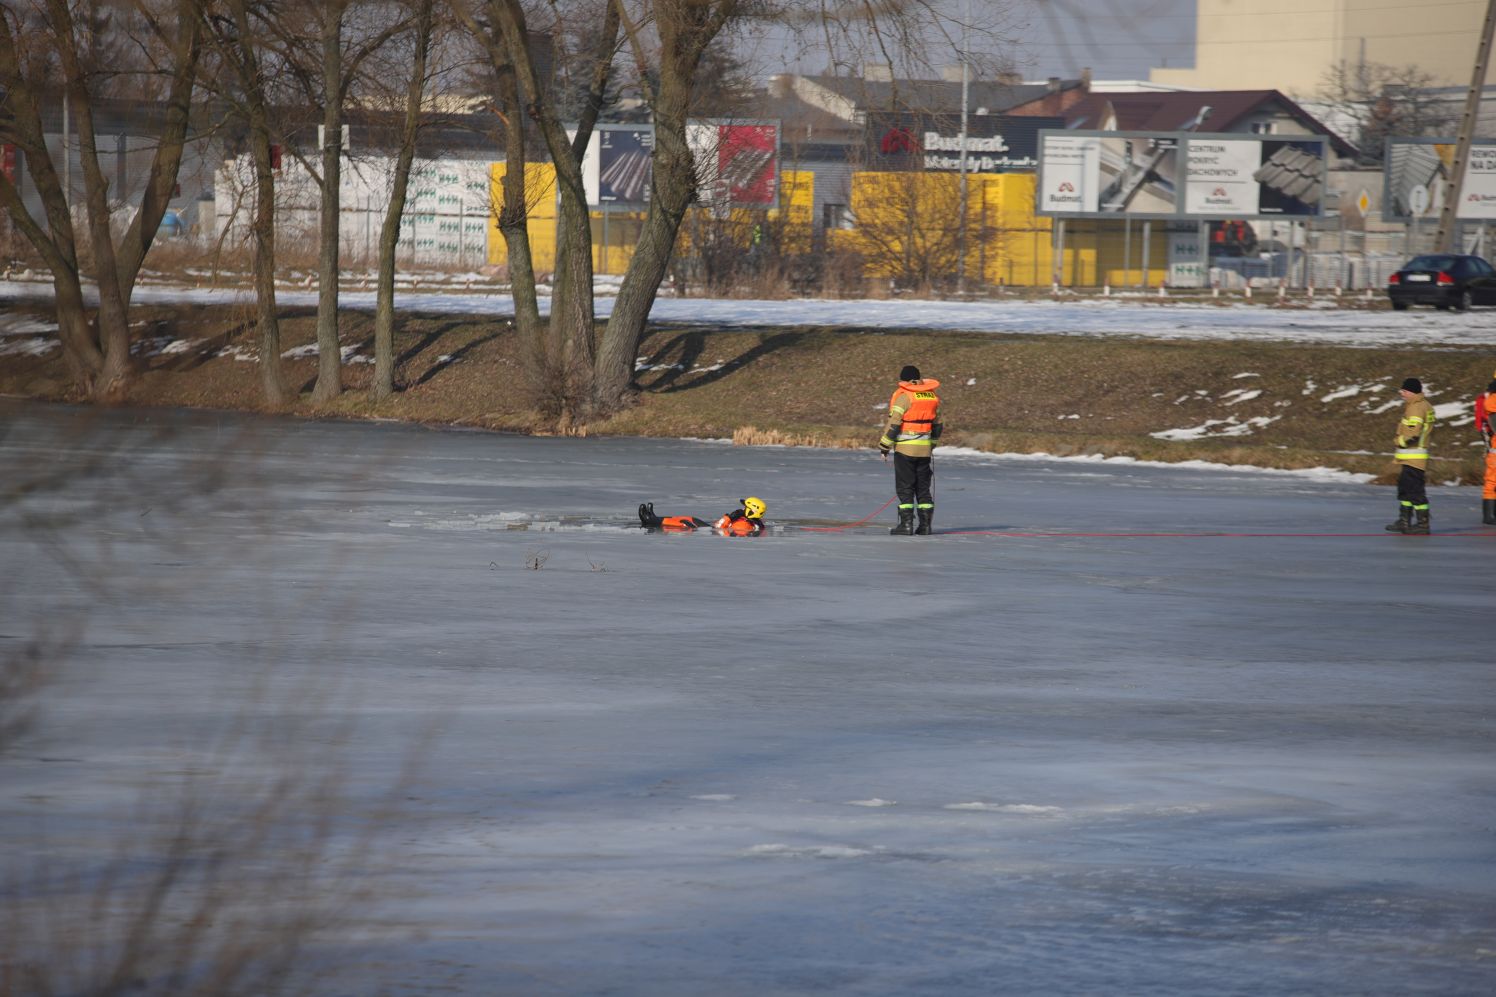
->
[1478,374,1496,526]
[878,365,942,536]
[1386,377,1436,535]
[638,497,767,536]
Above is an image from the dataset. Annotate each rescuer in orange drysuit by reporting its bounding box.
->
[638,497,767,536]
[1478,375,1495,525]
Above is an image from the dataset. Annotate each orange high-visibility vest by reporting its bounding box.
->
[895,389,940,438]
[714,513,762,535]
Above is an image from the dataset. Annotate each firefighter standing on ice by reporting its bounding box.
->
[1386,377,1435,535]
[878,365,942,535]
[1478,375,1496,526]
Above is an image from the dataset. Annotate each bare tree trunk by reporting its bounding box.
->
[495,82,545,398]
[218,0,290,405]
[373,0,434,401]
[49,0,135,400]
[312,1,348,403]
[489,0,599,424]
[595,0,739,414]
[595,74,696,411]
[247,106,290,407]
[114,2,202,301]
[0,37,103,392]
[451,4,546,397]
[3,1,201,400]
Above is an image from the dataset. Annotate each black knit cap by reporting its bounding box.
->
[899,365,921,381]
[1401,377,1423,393]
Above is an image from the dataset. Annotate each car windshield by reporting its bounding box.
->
[1405,255,1461,271]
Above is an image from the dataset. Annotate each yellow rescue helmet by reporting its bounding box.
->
[742,496,766,520]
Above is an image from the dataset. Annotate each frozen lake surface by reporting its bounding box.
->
[3,404,1494,995]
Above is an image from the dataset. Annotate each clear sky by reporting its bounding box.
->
[745,0,1197,83]
[1009,0,1197,80]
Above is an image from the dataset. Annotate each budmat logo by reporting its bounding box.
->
[1213,187,1227,197]
[1058,181,1075,193]
[880,128,919,155]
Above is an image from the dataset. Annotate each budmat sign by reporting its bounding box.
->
[868,113,1060,173]
[1382,138,1496,222]
[1037,130,1328,220]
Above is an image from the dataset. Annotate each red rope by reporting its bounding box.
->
[788,499,1496,540]
[798,496,898,532]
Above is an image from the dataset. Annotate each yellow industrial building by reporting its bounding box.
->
[487,162,1170,290]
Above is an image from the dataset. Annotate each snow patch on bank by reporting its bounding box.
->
[0,313,59,356]
[935,446,1377,484]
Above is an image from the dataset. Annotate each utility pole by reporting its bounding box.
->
[956,0,970,294]
[1435,0,1496,252]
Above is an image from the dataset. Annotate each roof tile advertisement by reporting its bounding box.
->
[1039,130,1326,220]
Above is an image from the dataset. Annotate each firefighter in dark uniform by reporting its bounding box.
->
[879,365,942,536]
[1386,377,1435,535]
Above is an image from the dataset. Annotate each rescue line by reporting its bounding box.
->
[787,499,1496,539]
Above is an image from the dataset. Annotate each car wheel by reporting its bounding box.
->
[1391,300,1409,311]
[1455,290,1473,312]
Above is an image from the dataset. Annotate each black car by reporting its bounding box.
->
[1386,254,1496,311]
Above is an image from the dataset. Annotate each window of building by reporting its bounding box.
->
[822,203,855,230]
[1250,122,1276,135]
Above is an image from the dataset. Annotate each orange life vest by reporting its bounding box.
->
[714,512,763,535]
[890,379,941,442]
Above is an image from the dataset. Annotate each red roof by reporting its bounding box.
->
[1062,90,1358,157]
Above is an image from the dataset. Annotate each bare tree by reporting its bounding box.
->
[456,0,618,424]
[846,168,972,289]
[372,0,438,401]
[1318,60,1458,163]
[452,4,549,405]
[593,0,745,412]
[201,0,292,405]
[0,0,202,400]
[287,0,410,403]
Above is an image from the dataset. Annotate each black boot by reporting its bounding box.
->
[1406,509,1430,535]
[889,509,914,535]
[915,508,933,535]
[1385,507,1412,533]
[1484,499,1496,525]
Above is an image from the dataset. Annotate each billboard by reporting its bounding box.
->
[865,114,1061,173]
[582,125,654,207]
[1038,130,1327,220]
[1382,138,1496,222]
[687,121,779,209]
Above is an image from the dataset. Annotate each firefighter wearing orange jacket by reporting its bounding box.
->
[878,365,942,536]
[638,497,767,536]
[1478,374,1496,526]
[1386,377,1435,535]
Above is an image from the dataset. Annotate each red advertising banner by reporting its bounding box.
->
[716,124,777,206]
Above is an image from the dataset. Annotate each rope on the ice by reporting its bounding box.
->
[797,496,897,532]
[787,496,1496,539]
[940,529,1496,539]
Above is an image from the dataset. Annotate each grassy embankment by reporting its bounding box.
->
[1,301,1490,484]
